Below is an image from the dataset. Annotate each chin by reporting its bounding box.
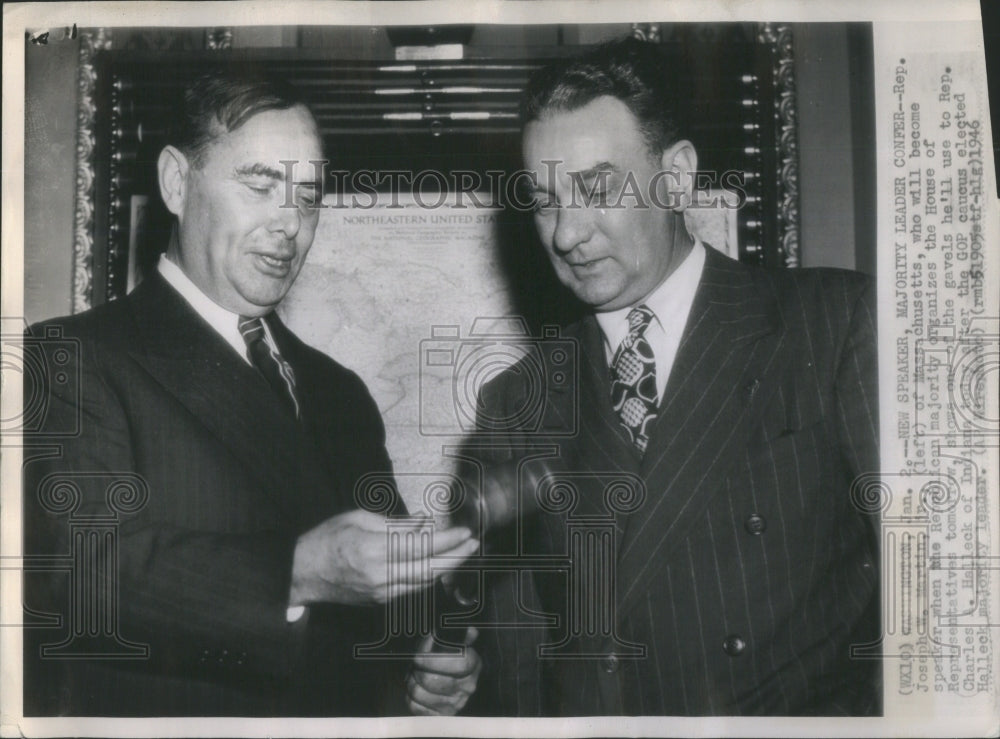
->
[573,284,624,311]
[249,279,294,300]
[239,291,287,312]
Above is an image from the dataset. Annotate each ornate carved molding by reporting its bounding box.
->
[757,23,800,267]
[71,28,111,313]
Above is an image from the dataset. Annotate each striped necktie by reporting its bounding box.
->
[609,305,658,453]
[238,315,299,419]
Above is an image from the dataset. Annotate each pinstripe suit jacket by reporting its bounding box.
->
[23,272,401,716]
[470,247,881,716]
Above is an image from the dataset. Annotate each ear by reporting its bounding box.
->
[157,145,190,217]
[657,140,698,211]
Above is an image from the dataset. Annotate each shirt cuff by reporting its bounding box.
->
[286,605,306,623]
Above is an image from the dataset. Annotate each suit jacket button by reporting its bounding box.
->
[602,655,620,674]
[745,513,767,535]
[723,634,746,657]
[744,379,760,399]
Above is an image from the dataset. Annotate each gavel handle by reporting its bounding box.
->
[443,457,553,609]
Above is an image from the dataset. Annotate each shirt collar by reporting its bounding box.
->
[157,254,253,363]
[595,239,706,356]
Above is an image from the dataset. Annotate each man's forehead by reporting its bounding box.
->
[524,97,647,164]
[204,106,323,166]
[523,124,649,192]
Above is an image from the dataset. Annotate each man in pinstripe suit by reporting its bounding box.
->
[468,38,880,716]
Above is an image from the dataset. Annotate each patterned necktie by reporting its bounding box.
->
[609,305,658,453]
[238,315,300,419]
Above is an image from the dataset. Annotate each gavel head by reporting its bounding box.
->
[448,455,556,535]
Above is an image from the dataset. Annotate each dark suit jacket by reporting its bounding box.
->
[469,248,881,716]
[23,272,402,716]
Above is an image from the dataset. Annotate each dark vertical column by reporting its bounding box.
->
[848,24,878,277]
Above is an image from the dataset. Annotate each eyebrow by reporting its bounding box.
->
[532,161,620,195]
[570,161,619,182]
[233,163,286,180]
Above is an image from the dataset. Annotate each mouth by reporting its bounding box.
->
[253,252,295,276]
[566,256,608,272]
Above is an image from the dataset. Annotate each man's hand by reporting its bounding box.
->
[289,509,478,606]
[406,628,482,716]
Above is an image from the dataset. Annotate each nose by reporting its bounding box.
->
[550,205,593,254]
[269,200,302,240]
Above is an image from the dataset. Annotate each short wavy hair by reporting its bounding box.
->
[169,66,316,167]
[522,37,685,155]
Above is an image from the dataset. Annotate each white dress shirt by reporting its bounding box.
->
[595,239,706,404]
[157,254,281,367]
[156,254,306,623]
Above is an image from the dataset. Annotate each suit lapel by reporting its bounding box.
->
[617,250,788,615]
[267,314,361,520]
[565,318,640,521]
[124,274,304,517]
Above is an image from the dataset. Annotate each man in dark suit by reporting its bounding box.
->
[22,68,479,716]
[469,38,880,716]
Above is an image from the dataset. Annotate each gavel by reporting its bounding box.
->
[439,453,558,609]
